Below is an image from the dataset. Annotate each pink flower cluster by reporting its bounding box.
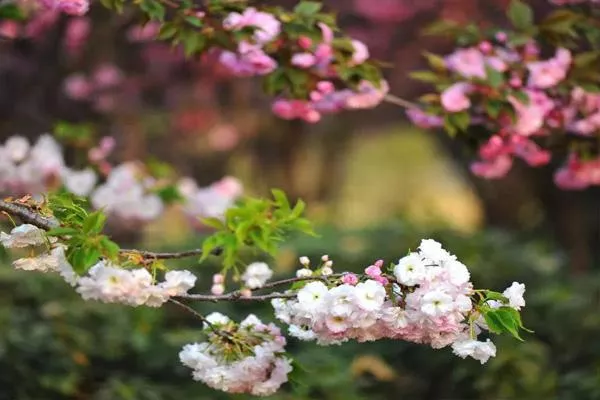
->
[39,0,89,16]
[219,8,280,76]
[77,261,197,307]
[272,80,389,123]
[407,38,600,189]
[63,64,124,111]
[179,313,292,396]
[272,239,521,364]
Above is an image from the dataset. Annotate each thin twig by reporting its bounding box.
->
[120,247,222,259]
[180,291,297,301]
[168,298,232,339]
[383,94,420,109]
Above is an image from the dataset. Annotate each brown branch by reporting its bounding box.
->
[179,274,344,302]
[0,199,221,260]
[0,199,59,230]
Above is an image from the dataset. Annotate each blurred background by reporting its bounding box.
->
[1,0,600,398]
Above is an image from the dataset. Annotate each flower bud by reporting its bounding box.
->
[321,254,329,262]
[213,273,225,284]
[211,283,225,295]
[321,266,333,276]
[324,260,333,268]
[299,256,310,266]
[240,288,252,298]
[296,268,312,278]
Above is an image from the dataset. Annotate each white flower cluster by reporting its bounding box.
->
[77,262,196,307]
[91,162,163,224]
[0,225,78,285]
[179,313,292,396]
[0,135,74,196]
[0,224,198,305]
[0,135,241,228]
[178,176,243,226]
[272,239,525,364]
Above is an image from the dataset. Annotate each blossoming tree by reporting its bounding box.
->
[7,0,596,395]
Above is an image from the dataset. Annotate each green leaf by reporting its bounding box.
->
[293,1,323,16]
[140,0,165,21]
[409,71,440,84]
[290,199,306,219]
[83,211,106,235]
[185,16,204,28]
[100,236,120,259]
[271,189,291,211]
[155,185,184,204]
[0,4,25,21]
[158,23,178,40]
[423,52,447,72]
[182,33,206,57]
[485,66,504,88]
[507,0,533,31]
[448,112,471,132]
[484,307,524,341]
[202,217,226,230]
[485,100,504,119]
[422,20,460,37]
[46,227,80,237]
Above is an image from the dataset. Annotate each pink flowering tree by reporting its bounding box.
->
[0,0,575,396]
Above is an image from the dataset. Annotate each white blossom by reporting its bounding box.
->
[393,253,426,286]
[452,338,497,364]
[241,262,273,289]
[503,282,526,310]
[0,224,47,248]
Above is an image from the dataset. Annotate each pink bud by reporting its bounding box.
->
[317,80,335,94]
[341,273,359,285]
[365,265,382,277]
[509,77,522,88]
[240,288,252,298]
[478,41,492,54]
[375,276,389,286]
[212,273,224,284]
[374,259,384,268]
[298,36,312,49]
[211,283,225,295]
[495,31,507,42]
[99,136,116,153]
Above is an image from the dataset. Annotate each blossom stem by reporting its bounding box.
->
[383,94,420,109]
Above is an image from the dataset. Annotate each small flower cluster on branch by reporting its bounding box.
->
[179,313,292,396]
[272,239,527,365]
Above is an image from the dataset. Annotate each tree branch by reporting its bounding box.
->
[383,94,419,109]
[0,199,221,260]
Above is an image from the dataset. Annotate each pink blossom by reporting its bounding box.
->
[127,23,160,42]
[0,22,19,39]
[441,83,472,113]
[350,40,370,65]
[291,53,317,68]
[219,43,277,77]
[471,155,513,179]
[445,47,486,79]
[213,274,225,284]
[511,137,551,166]
[222,7,280,44]
[508,91,553,136]
[298,36,312,50]
[92,64,123,89]
[365,265,382,278]
[341,273,359,285]
[64,74,92,100]
[554,155,589,190]
[344,80,389,109]
[406,108,443,129]
[527,48,571,89]
[40,0,89,16]
[212,176,243,198]
[64,18,90,56]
